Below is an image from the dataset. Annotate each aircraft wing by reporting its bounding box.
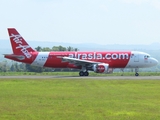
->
[60,57,100,66]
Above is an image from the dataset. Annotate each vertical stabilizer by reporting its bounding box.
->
[8,28,35,58]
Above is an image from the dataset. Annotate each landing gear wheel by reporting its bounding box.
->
[79,71,84,76]
[79,71,89,76]
[84,71,89,76]
[135,73,139,76]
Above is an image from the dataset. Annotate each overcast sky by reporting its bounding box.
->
[0,0,160,45]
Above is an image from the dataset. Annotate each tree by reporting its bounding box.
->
[35,46,42,51]
[25,64,43,72]
[67,46,79,51]
[52,46,59,51]
[19,63,26,72]
[42,47,51,51]
[74,48,79,51]
[67,46,73,51]
[52,46,66,51]
[58,45,67,51]
[10,64,15,72]
[0,60,10,72]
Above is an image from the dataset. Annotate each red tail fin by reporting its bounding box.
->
[8,28,35,58]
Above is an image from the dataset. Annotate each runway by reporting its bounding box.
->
[0,76,160,80]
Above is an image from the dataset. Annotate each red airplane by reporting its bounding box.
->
[4,28,158,76]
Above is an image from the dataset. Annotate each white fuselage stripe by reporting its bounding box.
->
[31,52,49,67]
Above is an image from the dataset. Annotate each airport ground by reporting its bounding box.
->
[0,71,160,77]
[0,71,160,80]
[0,76,160,119]
[0,75,160,80]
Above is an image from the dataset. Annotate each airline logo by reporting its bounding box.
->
[97,65,105,73]
[69,52,129,60]
[10,34,32,58]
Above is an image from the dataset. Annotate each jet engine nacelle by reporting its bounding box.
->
[93,63,109,73]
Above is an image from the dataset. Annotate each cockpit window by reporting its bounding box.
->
[144,55,150,59]
[130,54,134,58]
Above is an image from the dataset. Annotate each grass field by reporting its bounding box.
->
[0,78,160,120]
[0,71,160,76]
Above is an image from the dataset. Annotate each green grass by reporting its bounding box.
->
[0,71,160,76]
[0,79,160,120]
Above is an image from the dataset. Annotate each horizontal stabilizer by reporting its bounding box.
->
[3,54,25,60]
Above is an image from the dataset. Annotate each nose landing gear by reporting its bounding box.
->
[135,72,139,76]
[135,68,139,76]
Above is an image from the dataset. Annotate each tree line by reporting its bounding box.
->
[35,46,79,52]
[0,45,79,72]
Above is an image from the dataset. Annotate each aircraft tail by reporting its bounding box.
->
[8,28,35,58]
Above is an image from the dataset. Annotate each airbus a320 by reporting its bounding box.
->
[4,28,159,76]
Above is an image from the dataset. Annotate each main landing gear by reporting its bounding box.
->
[79,71,89,76]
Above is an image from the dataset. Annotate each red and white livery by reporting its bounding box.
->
[4,28,158,76]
